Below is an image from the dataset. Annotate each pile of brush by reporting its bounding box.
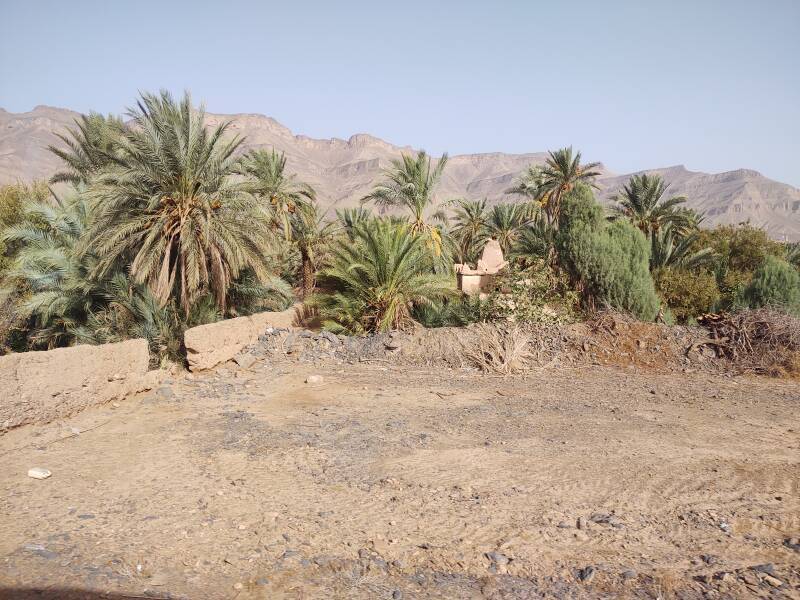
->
[697,309,800,376]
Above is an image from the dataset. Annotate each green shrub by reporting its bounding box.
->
[736,256,800,314]
[556,186,661,320]
[694,223,784,273]
[482,261,579,324]
[412,296,489,328]
[0,181,50,276]
[654,267,720,322]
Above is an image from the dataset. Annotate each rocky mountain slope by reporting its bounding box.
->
[2,105,799,239]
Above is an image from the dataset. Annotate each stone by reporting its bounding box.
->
[762,575,783,587]
[590,512,623,527]
[318,331,339,344]
[621,569,637,580]
[305,375,324,385]
[557,521,571,528]
[392,591,402,600]
[233,582,243,590]
[27,467,51,480]
[751,563,774,574]
[485,551,509,566]
[578,566,595,583]
[233,353,256,369]
[784,537,800,552]
[23,543,58,559]
[577,516,589,530]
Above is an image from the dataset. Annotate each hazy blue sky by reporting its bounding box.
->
[1,0,798,185]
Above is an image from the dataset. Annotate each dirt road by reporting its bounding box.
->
[1,355,798,598]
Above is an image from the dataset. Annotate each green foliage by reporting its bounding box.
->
[653,267,720,322]
[556,186,661,320]
[649,224,715,271]
[87,90,276,316]
[736,256,800,314]
[695,223,785,273]
[509,213,555,265]
[236,148,316,241]
[290,201,339,297]
[448,198,488,264]
[48,112,126,185]
[336,207,372,240]
[226,270,294,316]
[0,191,106,349]
[315,219,455,334]
[485,202,537,255]
[786,242,800,268]
[1,94,293,361]
[0,182,50,274]
[691,223,787,310]
[610,173,689,236]
[483,261,579,324]
[362,150,448,256]
[412,295,490,328]
[72,273,219,367]
[508,147,600,227]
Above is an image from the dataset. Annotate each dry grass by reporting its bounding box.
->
[463,324,531,374]
[698,308,800,376]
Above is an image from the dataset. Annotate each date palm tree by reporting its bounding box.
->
[535,148,601,227]
[611,173,689,236]
[237,148,316,241]
[48,112,126,185]
[0,191,106,348]
[506,164,547,201]
[362,150,448,255]
[291,201,339,298]
[85,90,274,316]
[449,198,488,264]
[649,223,715,271]
[336,206,372,240]
[316,219,455,334]
[486,202,538,255]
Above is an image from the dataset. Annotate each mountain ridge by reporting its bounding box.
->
[2,105,799,240]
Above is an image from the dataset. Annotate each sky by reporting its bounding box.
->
[1,0,798,186]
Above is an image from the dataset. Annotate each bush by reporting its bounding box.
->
[412,296,489,328]
[694,223,785,273]
[654,267,720,322]
[483,261,579,324]
[736,256,800,314]
[556,186,661,320]
[0,181,50,275]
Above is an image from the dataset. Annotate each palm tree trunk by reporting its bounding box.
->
[301,251,315,298]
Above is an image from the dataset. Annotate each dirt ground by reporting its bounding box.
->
[1,351,799,599]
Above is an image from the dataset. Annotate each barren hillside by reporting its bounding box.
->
[2,106,799,239]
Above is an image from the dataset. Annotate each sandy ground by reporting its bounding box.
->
[1,356,799,599]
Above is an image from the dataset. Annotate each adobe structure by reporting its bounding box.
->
[454,238,508,296]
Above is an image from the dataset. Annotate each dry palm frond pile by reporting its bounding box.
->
[463,325,531,374]
[698,309,800,376]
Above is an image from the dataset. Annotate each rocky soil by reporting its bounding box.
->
[1,334,798,599]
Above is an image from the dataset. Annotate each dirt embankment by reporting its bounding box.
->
[250,316,726,376]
